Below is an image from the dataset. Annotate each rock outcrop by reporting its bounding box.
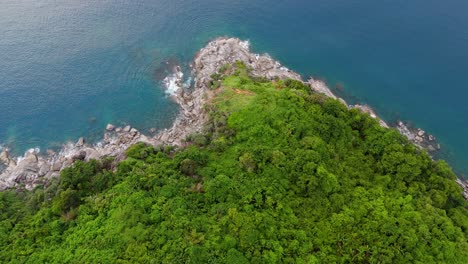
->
[351,104,390,128]
[194,38,301,85]
[395,121,440,152]
[0,127,154,190]
[308,78,339,100]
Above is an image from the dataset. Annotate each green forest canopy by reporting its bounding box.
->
[1,62,467,263]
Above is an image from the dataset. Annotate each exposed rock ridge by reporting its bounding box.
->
[193,37,301,87]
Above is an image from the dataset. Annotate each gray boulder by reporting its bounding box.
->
[76,137,85,147]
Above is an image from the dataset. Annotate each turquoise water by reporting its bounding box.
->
[1,0,467,175]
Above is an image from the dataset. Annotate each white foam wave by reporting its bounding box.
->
[15,147,41,163]
[239,40,250,50]
[163,68,184,96]
[183,77,192,88]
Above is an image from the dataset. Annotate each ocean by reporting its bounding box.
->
[1,0,467,175]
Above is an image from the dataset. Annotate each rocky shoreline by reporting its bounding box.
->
[307,78,441,152]
[0,37,300,191]
[1,37,466,199]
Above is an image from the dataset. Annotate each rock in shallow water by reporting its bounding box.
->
[0,149,12,167]
[76,137,85,147]
[417,129,425,137]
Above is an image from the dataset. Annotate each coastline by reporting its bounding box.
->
[1,37,466,199]
[307,78,442,153]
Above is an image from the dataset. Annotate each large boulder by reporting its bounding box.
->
[84,148,101,161]
[18,152,39,174]
[5,152,40,185]
[38,162,50,177]
[123,125,131,132]
[0,149,15,166]
[76,137,85,147]
[0,149,10,164]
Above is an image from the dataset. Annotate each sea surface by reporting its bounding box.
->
[1,0,467,176]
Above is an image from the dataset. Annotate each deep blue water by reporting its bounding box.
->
[1,0,467,175]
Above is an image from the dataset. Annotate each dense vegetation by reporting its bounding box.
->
[1,62,467,263]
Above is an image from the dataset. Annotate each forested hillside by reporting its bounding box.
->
[1,62,467,263]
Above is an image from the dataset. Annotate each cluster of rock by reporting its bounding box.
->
[456,179,468,200]
[193,37,302,86]
[0,36,466,198]
[395,121,440,152]
[0,125,153,190]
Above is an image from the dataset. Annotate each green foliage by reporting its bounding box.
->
[126,142,155,159]
[284,78,310,93]
[0,66,467,263]
[186,133,209,146]
[209,80,221,90]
